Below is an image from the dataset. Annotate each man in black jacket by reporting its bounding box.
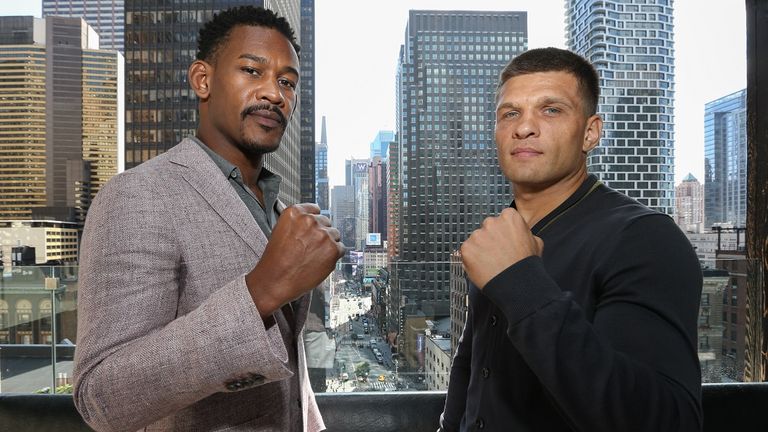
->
[439,48,702,431]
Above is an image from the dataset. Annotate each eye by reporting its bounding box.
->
[241,67,261,76]
[500,110,518,119]
[543,107,561,115]
[278,78,297,90]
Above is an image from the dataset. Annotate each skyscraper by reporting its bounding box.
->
[387,139,401,258]
[43,0,125,52]
[567,0,676,215]
[124,1,302,203]
[315,116,329,217]
[331,185,355,249]
[704,89,747,229]
[675,173,705,233]
[370,130,394,160]
[300,0,315,203]
[392,11,525,337]
[369,156,387,241]
[346,158,371,251]
[0,16,123,223]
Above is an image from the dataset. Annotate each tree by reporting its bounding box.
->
[355,362,370,380]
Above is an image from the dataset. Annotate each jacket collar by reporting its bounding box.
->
[166,137,269,257]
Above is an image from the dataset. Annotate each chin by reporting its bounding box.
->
[237,139,281,157]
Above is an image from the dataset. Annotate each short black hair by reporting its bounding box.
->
[196,6,300,64]
[497,48,599,116]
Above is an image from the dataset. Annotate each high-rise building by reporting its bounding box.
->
[676,173,704,233]
[392,11,524,337]
[387,139,401,258]
[331,185,355,249]
[315,116,329,217]
[567,0,676,215]
[124,1,302,204]
[0,16,123,223]
[704,89,747,229]
[369,156,387,241]
[300,0,315,204]
[43,0,125,52]
[370,130,394,160]
[346,158,371,251]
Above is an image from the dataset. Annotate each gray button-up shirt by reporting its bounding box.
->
[192,136,281,237]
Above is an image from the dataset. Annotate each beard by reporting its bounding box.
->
[236,102,288,158]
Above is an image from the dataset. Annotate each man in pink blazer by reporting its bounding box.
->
[72,6,344,431]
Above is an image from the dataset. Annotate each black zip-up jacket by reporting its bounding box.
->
[440,175,703,431]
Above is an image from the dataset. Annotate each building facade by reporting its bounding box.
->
[124,0,303,203]
[699,269,728,382]
[392,11,524,346]
[316,116,329,217]
[387,140,401,258]
[424,335,451,390]
[449,251,468,357]
[0,220,80,266]
[676,173,705,233]
[346,158,371,251]
[331,185,355,249]
[299,0,315,204]
[704,89,747,229]
[370,130,394,160]
[43,0,125,52]
[369,156,387,241]
[567,0,676,215]
[0,16,123,223]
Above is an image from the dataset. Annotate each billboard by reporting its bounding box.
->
[366,232,381,246]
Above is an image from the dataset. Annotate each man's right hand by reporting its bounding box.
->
[246,203,345,318]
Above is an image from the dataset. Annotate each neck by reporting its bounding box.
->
[196,128,264,188]
[513,170,589,227]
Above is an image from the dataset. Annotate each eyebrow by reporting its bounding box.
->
[238,53,299,77]
[496,96,574,111]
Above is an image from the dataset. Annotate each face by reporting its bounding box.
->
[199,25,299,156]
[494,71,602,192]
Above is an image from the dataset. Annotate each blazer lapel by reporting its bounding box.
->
[167,138,268,257]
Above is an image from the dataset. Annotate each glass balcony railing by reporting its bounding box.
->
[0,265,79,394]
[0,254,762,395]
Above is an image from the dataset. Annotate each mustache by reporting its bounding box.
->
[240,102,287,128]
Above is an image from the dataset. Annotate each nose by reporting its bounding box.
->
[512,111,538,140]
[256,76,285,106]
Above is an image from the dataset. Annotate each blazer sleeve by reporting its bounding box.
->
[72,172,294,432]
[482,215,703,432]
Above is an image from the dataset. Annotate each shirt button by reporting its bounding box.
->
[481,367,490,379]
[476,418,485,429]
[490,314,498,326]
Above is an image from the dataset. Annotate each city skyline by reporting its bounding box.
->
[0,1,748,191]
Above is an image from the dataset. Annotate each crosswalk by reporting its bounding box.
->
[368,381,396,391]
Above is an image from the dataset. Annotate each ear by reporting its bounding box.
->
[189,60,212,100]
[582,114,603,154]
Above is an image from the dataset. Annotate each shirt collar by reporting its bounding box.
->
[190,135,282,189]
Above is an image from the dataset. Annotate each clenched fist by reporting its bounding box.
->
[460,207,544,289]
[246,203,345,317]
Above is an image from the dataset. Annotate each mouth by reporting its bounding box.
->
[248,110,283,129]
[242,105,287,130]
[511,147,542,158]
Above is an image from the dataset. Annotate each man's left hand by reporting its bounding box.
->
[460,208,544,289]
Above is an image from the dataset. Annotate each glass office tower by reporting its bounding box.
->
[704,89,747,229]
[391,11,526,360]
[43,0,125,52]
